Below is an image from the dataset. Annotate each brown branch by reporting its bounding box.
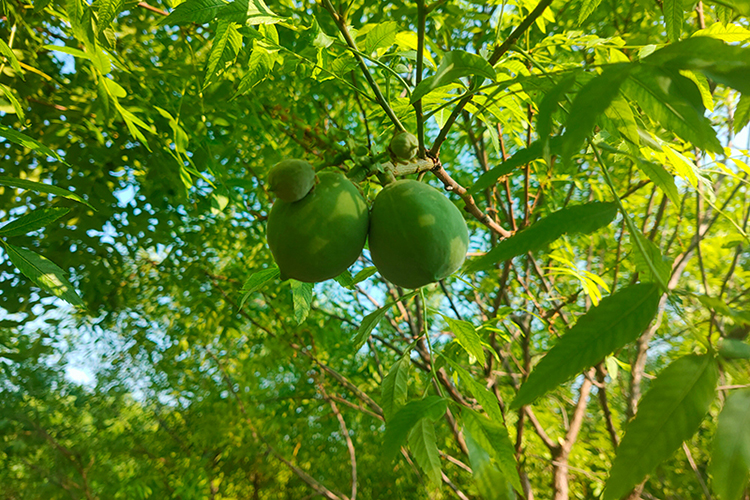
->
[552,373,594,500]
[138,2,168,16]
[432,164,513,238]
[441,471,471,500]
[319,383,358,500]
[207,350,348,500]
[429,0,553,155]
[682,442,712,499]
[596,365,620,448]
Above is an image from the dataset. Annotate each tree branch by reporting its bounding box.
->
[429,0,553,155]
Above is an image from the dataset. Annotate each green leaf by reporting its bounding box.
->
[383,396,447,460]
[604,95,639,145]
[718,339,750,360]
[603,354,719,500]
[0,177,94,209]
[0,38,23,75]
[630,229,673,288]
[511,283,661,409]
[644,37,750,94]
[96,0,125,34]
[0,207,70,238]
[463,410,522,494]
[577,0,603,24]
[346,266,378,288]
[364,21,398,55]
[238,266,279,309]
[443,317,485,364]
[233,46,273,98]
[623,65,723,154]
[561,64,632,164]
[162,0,227,25]
[465,202,618,273]
[469,136,563,196]
[204,20,243,89]
[664,0,684,42]
[352,291,418,351]
[42,45,86,60]
[290,280,312,324]
[697,295,750,325]
[407,419,442,487]
[443,357,503,423]
[3,243,85,307]
[536,73,577,164]
[411,50,496,103]
[734,94,750,135]
[464,422,515,500]
[0,84,26,120]
[711,0,750,15]
[0,127,68,165]
[710,389,750,500]
[381,355,411,420]
[635,159,680,206]
[218,0,281,25]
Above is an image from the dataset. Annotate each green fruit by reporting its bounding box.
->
[369,180,469,289]
[389,131,419,161]
[268,159,316,202]
[267,172,369,283]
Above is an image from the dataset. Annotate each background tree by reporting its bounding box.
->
[1,0,750,498]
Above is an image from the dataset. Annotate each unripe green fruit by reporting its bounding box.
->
[369,180,469,289]
[268,159,316,202]
[267,172,369,283]
[389,131,419,161]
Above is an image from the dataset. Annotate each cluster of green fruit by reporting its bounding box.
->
[266,134,469,289]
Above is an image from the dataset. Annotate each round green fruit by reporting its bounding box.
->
[369,180,469,289]
[268,159,316,202]
[389,131,419,161]
[267,172,369,283]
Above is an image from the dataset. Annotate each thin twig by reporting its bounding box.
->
[138,2,168,16]
[432,164,513,238]
[319,383,358,500]
[321,0,405,132]
[682,442,712,500]
[430,0,553,155]
[208,351,349,500]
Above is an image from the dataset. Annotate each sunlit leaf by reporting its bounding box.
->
[0,38,23,75]
[204,20,243,89]
[162,0,227,25]
[443,317,484,364]
[3,243,85,307]
[290,280,313,324]
[411,50,496,103]
[624,65,723,154]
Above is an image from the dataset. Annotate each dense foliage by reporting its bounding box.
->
[1,0,750,498]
